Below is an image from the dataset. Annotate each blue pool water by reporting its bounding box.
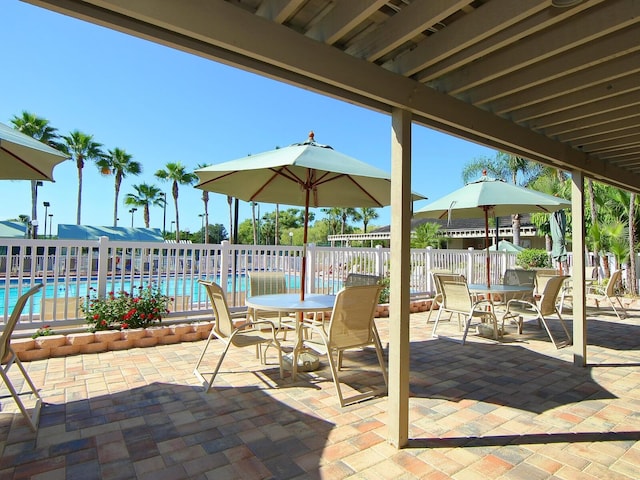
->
[0,275,253,317]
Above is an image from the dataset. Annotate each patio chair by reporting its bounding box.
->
[498,269,536,306]
[426,272,466,323]
[502,275,572,349]
[431,275,499,345]
[247,271,294,339]
[1,283,44,432]
[194,280,283,392]
[557,266,598,314]
[304,284,387,407]
[344,273,383,287]
[586,269,627,320]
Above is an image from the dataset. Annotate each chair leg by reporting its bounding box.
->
[610,296,627,320]
[461,314,473,345]
[193,330,230,392]
[372,327,388,388]
[326,349,346,407]
[1,354,42,432]
[431,308,444,338]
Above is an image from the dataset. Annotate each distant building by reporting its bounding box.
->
[57,225,164,242]
[329,214,546,250]
[0,220,28,238]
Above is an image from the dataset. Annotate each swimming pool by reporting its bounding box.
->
[0,274,312,317]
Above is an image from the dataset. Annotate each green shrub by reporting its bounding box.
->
[378,276,390,303]
[515,249,551,269]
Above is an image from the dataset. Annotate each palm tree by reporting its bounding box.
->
[60,130,104,224]
[359,207,379,234]
[10,111,61,238]
[322,208,342,236]
[96,148,142,226]
[411,222,446,248]
[196,163,210,244]
[124,183,163,228]
[154,162,198,242]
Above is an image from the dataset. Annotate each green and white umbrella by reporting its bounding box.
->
[487,239,525,253]
[414,173,570,286]
[0,121,68,181]
[195,132,426,298]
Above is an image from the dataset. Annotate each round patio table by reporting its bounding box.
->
[246,293,335,380]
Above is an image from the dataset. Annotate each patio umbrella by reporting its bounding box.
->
[0,121,68,181]
[550,209,568,272]
[195,132,427,299]
[487,239,525,253]
[414,172,570,287]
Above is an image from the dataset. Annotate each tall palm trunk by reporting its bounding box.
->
[587,178,601,279]
[202,191,209,244]
[275,204,279,245]
[114,173,122,227]
[512,214,521,246]
[30,180,38,238]
[173,182,180,242]
[143,202,149,228]
[76,156,84,225]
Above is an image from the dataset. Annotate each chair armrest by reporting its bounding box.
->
[240,319,278,332]
[504,298,536,310]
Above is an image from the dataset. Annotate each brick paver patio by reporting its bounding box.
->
[1,305,639,479]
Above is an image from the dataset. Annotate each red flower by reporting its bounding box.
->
[93,314,100,320]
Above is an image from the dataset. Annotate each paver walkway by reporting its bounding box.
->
[1,305,639,479]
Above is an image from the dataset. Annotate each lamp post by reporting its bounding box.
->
[42,202,50,238]
[289,231,293,246]
[160,192,167,237]
[48,214,53,238]
[31,220,38,240]
[171,220,176,235]
[198,214,205,242]
[129,208,137,228]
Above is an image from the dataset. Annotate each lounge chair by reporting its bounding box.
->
[586,269,627,320]
[1,284,45,431]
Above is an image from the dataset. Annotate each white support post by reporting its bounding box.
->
[97,236,110,298]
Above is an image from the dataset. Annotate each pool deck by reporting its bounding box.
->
[1,306,639,479]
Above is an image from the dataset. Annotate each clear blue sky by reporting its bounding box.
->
[1,0,498,235]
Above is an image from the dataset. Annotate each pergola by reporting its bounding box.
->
[24,0,640,448]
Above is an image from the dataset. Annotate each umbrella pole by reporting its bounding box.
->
[300,190,310,301]
[484,208,491,288]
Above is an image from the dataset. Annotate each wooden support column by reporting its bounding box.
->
[571,170,587,366]
[388,108,411,448]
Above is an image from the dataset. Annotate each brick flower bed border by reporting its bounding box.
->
[11,321,214,362]
[12,298,440,361]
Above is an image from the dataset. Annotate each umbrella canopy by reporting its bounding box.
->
[0,122,68,181]
[550,209,568,264]
[414,173,570,286]
[487,239,525,253]
[195,132,427,299]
